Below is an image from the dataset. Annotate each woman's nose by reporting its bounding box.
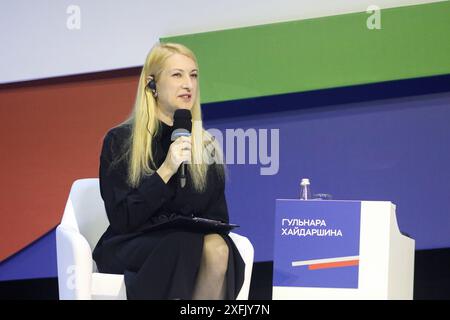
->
[182,76,193,90]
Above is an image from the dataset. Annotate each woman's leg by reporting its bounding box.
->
[117,230,204,300]
[192,233,229,300]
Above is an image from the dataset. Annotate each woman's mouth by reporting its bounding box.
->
[178,94,192,102]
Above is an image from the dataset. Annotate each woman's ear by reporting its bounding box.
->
[147,75,157,98]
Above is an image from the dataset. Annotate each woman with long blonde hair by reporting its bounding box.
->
[92,42,244,299]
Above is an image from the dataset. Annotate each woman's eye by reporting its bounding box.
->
[172,73,181,78]
[191,74,198,78]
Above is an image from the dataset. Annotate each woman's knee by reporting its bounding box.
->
[202,234,229,274]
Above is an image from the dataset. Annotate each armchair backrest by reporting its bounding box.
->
[61,178,109,251]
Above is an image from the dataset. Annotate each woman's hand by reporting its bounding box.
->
[157,136,191,183]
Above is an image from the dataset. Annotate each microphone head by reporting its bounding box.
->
[171,109,192,141]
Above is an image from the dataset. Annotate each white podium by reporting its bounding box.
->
[272,200,415,299]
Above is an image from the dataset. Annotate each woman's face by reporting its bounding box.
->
[155,53,198,117]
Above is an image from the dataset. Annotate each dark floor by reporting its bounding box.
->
[1,248,449,300]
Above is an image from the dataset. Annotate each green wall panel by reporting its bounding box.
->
[162,1,450,103]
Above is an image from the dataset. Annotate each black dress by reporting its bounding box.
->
[92,121,245,300]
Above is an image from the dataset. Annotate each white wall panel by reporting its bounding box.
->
[0,0,441,84]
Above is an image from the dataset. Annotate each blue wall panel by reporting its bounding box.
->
[0,229,57,281]
[207,91,450,261]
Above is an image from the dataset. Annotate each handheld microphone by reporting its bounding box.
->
[171,109,192,188]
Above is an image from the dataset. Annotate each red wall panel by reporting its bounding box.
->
[0,71,140,261]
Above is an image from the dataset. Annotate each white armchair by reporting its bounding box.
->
[56,178,254,300]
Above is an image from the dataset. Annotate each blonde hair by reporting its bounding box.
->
[113,42,225,192]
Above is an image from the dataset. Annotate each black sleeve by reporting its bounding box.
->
[202,165,230,223]
[99,129,175,234]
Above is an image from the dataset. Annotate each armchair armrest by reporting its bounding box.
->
[56,225,94,299]
[229,232,254,300]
